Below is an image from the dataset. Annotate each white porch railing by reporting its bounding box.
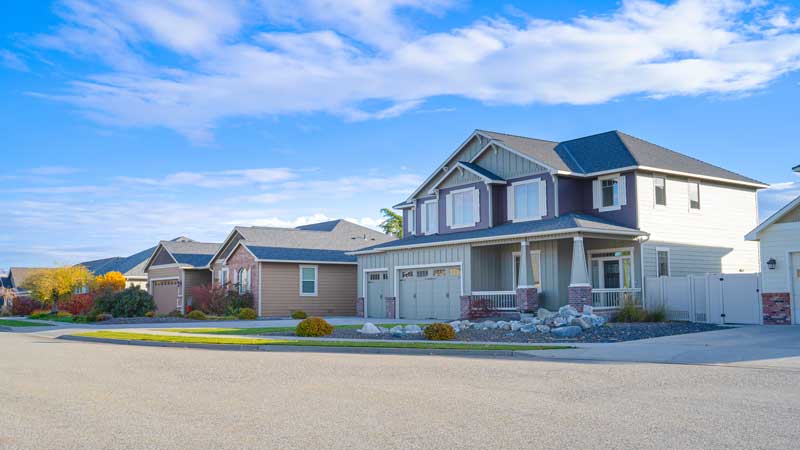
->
[471,291,517,310]
[592,288,642,310]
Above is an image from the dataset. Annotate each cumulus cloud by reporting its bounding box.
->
[28,0,800,142]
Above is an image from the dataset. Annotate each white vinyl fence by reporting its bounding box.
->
[645,274,762,325]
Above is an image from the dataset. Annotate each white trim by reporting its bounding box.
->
[393,262,464,318]
[405,131,485,201]
[362,267,388,319]
[786,249,800,325]
[258,259,356,265]
[468,140,559,174]
[422,199,438,235]
[588,246,636,289]
[149,276,179,282]
[299,265,318,297]
[511,249,542,290]
[223,241,260,265]
[597,173,623,212]
[149,263,179,269]
[653,174,667,207]
[655,247,671,277]
[449,187,478,229]
[509,178,545,222]
[746,195,800,240]
[688,179,701,212]
[207,228,245,268]
[408,206,416,235]
[179,270,185,313]
[350,226,648,255]
[577,165,766,189]
[427,159,505,194]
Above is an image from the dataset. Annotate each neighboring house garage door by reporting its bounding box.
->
[366,271,388,318]
[398,266,461,320]
[151,279,179,313]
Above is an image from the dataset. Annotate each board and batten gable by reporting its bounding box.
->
[636,171,760,276]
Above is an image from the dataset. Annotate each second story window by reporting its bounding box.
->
[421,200,438,235]
[407,207,416,235]
[602,179,619,207]
[688,181,701,210]
[593,174,626,212]
[447,188,478,229]
[654,176,667,206]
[509,178,547,222]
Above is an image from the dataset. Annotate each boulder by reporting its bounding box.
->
[498,321,512,330]
[552,317,568,328]
[510,321,524,331]
[460,320,472,329]
[357,323,382,334]
[573,317,592,330]
[537,308,555,320]
[519,325,537,333]
[582,314,606,327]
[582,305,594,315]
[404,324,422,334]
[551,325,582,338]
[390,326,405,336]
[558,305,580,319]
[483,320,498,329]
[448,321,462,332]
[535,325,551,334]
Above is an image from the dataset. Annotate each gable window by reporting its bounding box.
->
[688,181,701,210]
[447,188,478,229]
[657,249,670,277]
[593,174,626,212]
[421,200,438,235]
[509,178,546,221]
[300,265,318,296]
[237,268,250,294]
[654,176,667,206]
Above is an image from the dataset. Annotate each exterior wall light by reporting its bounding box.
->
[766,258,777,270]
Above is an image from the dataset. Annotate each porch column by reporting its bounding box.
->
[516,240,539,312]
[568,236,592,312]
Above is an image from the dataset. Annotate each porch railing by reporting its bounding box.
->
[471,291,517,310]
[592,288,642,310]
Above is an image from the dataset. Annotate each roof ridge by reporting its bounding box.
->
[558,129,618,144]
[476,129,558,144]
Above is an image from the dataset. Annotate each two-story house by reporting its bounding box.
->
[353,130,765,320]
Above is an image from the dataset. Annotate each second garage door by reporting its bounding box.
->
[152,279,179,313]
[398,266,461,320]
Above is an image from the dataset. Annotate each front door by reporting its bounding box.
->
[793,253,800,324]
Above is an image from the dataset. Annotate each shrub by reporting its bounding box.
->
[614,300,648,323]
[56,311,72,318]
[237,308,257,320]
[30,309,52,319]
[646,306,667,323]
[186,310,207,320]
[291,310,307,320]
[145,311,155,318]
[190,284,227,315]
[423,323,456,341]
[94,287,155,318]
[167,309,183,318]
[296,317,333,337]
[12,296,42,316]
[225,291,254,316]
[59,293,94,316]
[95,313,113,322]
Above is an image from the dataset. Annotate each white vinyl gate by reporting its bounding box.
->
[645,274,761,325]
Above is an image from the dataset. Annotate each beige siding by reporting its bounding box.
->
[637,171,760,276]
[777,205,800,224]
[260,263,357,317]
[757,222,800,293]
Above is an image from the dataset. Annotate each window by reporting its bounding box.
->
[423,200,438,234]
[219,268,228,286]
[237,268,249,294]
[513,180,541,220]
[513,251,542,289]
[416,270,429,278]
[401,270,414,278]
[654,176,666,206]
[590,249,634,289]
[449,188,476,228]
[657,249,670,277]
[300,265,317,296]
[594,174,626,211]
[688,181,700,210]
[407,207,416,235]
[602,179,619,208]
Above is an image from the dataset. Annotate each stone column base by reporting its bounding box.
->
[385,297,397,319]
[568,285,592,313]
[356,297,364,318]
[516,288,539,313]
[762,292,791,325]
[460,296,471,320]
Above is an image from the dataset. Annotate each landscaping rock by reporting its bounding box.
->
[357,323,382,334]
[536,325,551,334]
[552,317,568,328]
[448,321,462,332]
[510,321,523,331]
[483,320,498,329]
[404,324,422,334]
[583,305,594,315]
[537,308,555,320]
[390,326,405,336]
[582,314,606,327]
[519,325,537,333]
[551,325,582,338]
[573,317,592,330]
[558,305,580,319]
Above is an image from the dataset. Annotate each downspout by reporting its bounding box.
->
[258,263,263,317]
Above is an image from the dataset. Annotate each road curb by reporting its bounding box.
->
[58,334,541,358]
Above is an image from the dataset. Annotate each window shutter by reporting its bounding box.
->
[507,185,515,221]
[619,176,627,206]
[592,179,601,209]
[473,189,480,225]
[446,194,453,227]
[539,179,547,217]
[420,204,427,235]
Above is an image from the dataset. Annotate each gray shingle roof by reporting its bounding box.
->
[233,220,393,252]
[8,267,50,289]
[794,164,799,173]
[477,130,566,171]
[458,161,504,182]
[159,241,221,268]
[245,245,356,263]
[172,253,215,267]
[354,214,643,253]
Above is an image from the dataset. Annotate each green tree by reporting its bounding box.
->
[379,208,403,238]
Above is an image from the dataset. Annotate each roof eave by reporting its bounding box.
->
[745,195,800,241]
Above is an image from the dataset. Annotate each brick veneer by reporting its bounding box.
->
[384,297,397,319]
[515,288,539,312]
[356,297,364,318]
[459,296,471,319]
[226,245,258,294]
[568,285,592,313]
[762,292,791,325]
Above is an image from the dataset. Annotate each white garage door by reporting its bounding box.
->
[398,266,461,320]
[152,279,179,313]
[365,271,388,318]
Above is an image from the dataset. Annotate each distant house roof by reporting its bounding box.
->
[79,237,193,279]
[794,164,799,173]
[351,214,645,254]
[0,276,11,289]
[244,245,356,264]
[8,267,50,289]
[143,239,221,272]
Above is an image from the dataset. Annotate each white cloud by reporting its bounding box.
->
[758,176,800,219]
[29,0,800,141]
[24,166,82,175]
[0,49,29,71]
[117,168,297,188]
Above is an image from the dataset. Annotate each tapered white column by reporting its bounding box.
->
[569,236,591,287]
[518,240,535,288]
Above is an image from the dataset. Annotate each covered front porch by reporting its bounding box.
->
[468,233,644,316]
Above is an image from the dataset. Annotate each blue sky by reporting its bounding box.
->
[2,0,800,268]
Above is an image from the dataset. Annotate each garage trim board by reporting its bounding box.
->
[394,262,464,320]
[786,249,800,325]
[362,267,388,319]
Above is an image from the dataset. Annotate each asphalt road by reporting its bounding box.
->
[1,332,798,450]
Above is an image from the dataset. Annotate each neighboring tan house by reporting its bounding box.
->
[6,267,50,294]
[746,164,800,325]
[143,239,221,314]
[352,129,765,320]
[80,237,193,291]
[207,220,394,317]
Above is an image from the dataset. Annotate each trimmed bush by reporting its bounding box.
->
[12,296,42,316]
[30,309,52,319]
[291,310,308,320]
[186,310,207,320]
[296,317,333,337]
[145,311,155,318]
[94,287,155,318]
[424,323,456,341]
[237,308,257,320]
[96,313,113,322]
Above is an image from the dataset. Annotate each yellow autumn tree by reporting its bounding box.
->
[94,271,127,293]
[23,265,94,307]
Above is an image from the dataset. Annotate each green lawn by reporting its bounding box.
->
[164,324,415,335]
[74,331,571,351]
[0,319,54,327]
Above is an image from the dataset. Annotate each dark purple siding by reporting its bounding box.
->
[437,181,491,234]
[492,184,507,226]
[556,172,637,229]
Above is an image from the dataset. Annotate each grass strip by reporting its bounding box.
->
[0,319,54,327]
[164,324,414,335]
[74,331,572,351]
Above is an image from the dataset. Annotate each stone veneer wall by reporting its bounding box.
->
[568,286,592,313]
[356,297,364,318]
[384,297,397,319]
[762,292,791,325]
[515,288,538,313]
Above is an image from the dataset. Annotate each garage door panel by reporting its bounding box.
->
[399,266,461,320]
[152,279,179,313]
